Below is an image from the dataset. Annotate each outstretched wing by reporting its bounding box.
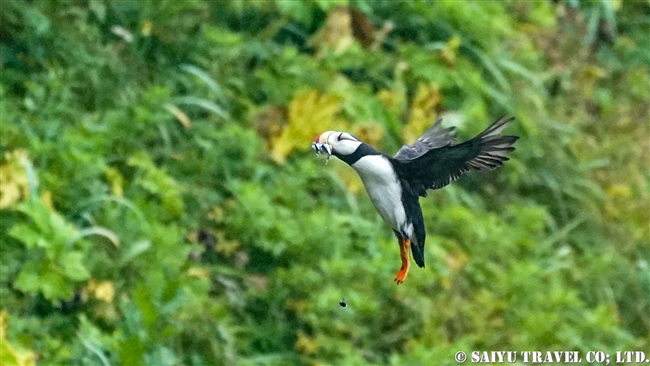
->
[394,117,518,197]
[394,118,457,161]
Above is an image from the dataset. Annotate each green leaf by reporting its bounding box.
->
[60,251,90,281]
[128,152,184,216]
[88,0,106,22]
[120,240,152,265]
[119,336,144,366]
[14,261,73,301]
[39,270,73,301]
[13,262,42,294]
[145,346,178,366]
[8,224,43,249]
[174,96,228,119]
[14,200,51,236]
[179,64,227,104]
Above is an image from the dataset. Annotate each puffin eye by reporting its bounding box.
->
[337,133,343,141]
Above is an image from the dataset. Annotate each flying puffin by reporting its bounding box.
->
[312,116,518,284]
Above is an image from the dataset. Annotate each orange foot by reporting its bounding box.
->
[394,265,409,284]
[394,238,411,284]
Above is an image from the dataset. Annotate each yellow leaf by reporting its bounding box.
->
[440,35,461,66]
[95,281,115,303]
[186,230,198,243]
[377,62,409,112]
[439,276,452,291]
[209,205,226,224]
[584,65,607,80]
[377,89,405,115]
[142,20,153,36]
[86,278,115,303]
[105,166,124,197]
[295,331,319,355]
[40,190,54,210]
[0,311,36,366]
[352,122,384,148]
[165,103,192,129]
[403,83,441,143]
[607,184,632,198]
[188,267,211,280]
[271,89,348,164]
[0,150,30,209]
[214,231,240,255]
[309,6,354,56]
[377,88,401,110]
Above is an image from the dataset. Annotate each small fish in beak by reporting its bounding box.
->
[311,142,333,164]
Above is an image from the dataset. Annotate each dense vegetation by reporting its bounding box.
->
[1,1,648,365]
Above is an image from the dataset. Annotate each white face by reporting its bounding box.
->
[313,131,362,156]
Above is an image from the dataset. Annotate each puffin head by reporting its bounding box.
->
[312,131,362,158]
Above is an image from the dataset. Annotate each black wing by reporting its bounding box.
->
[394,118,457,161]
[394,117,518,197]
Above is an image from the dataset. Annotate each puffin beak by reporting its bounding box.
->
[311,142,332,156]
[312,132,334,157]
[312,132,336,164]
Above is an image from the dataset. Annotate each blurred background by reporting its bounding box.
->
[1,1,648,365]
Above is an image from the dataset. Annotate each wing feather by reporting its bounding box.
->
[394,117,518,197]
[393,118,457,161]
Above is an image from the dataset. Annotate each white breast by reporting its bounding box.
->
[351,155,411,236]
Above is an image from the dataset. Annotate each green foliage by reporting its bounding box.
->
[128,151,184,217]
[10,199,90,301]
[1,0,648,365]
